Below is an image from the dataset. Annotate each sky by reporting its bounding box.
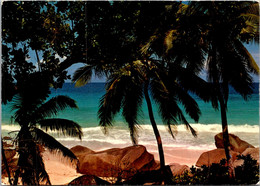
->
[244,43,259,82]
[67,43,260,83]
[29,42,259,83]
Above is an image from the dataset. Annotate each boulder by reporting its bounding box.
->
[196,149,239,167]
[70,145,158,178]
[233,147,259,167]
[2,149,16,162]
[215,133,254,153]
[242,147,259,162]
[169,163,189,176]
[68,175,110,185]
[70,145,95,162]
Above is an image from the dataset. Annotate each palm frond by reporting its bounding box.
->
[121,76,143,145]
[235,39,259,74]
[11,93,41,125]
[37,118,82,140]
[31,128,77,161]
[72,65,93,87]
[164,30,177,54]
[33,95,78,122]
[177,111,197,137]
[167,124,178,139]
[151,71,198,138]
[98,75,124,132]
[240,2,259,25]
[140,30,159,56]
[172,66,219,110]
[15,127,51,185]
[173,83,201,122]
[219,40,255,100]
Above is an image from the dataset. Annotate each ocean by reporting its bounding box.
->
[1,83,259,165]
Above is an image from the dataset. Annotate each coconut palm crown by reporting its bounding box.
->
[10,72,83,185]
[94,59,216,183]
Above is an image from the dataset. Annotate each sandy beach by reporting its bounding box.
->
[42,146,205,185]
[1,145,206,185]
[41,150,82,185]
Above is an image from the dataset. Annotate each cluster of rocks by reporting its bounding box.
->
[196,133,259,168]
[70,145,160,179]
[1,133,258,185]
[69,132,259,185]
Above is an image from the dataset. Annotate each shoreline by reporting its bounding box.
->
[1,124,259,185]
[1,145,208,185]
[2,137,259,185]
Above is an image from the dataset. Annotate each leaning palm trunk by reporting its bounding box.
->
[144,82,165,169]
[144,82,173,184]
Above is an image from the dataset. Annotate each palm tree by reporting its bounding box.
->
[186,1,259,164]
[141,1,259,166]
[94,59,215,183]
[73,2,217,183]
[10,72,83,185]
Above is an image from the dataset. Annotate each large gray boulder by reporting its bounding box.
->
[215,133,254,153]
[70,145,159,178]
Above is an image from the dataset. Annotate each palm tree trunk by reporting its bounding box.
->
[219,93,231,162]
[1,139,13,185]
[144,83,165,170]
[144,82,173,184]
[211,36,231,164]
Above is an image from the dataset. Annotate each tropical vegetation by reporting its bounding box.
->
[1,1,259,185]
[6,72,82,185]
[73,1,217,183]
[172,155,259,185]
[140,1,259,166]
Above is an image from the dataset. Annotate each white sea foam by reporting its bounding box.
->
[139,123,259,133]
[2,123,258,133]
[1,124,21,131]
[2,123,259,151]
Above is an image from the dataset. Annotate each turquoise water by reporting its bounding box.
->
[1,83,259,159]
[1,83,259,126]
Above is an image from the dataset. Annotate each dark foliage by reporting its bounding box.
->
[234,154,259,184]
[172,155,259,185]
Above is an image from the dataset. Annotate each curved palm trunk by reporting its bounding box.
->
[144,83,165,169]
[144,82,173,183]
